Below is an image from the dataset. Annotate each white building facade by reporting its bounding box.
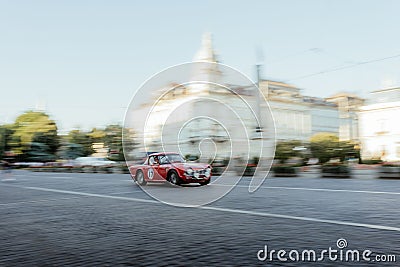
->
[359,87,400,161]
[326,93,364,142]
[260,80,339,142]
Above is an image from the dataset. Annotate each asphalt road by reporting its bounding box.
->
[0,169,399,266]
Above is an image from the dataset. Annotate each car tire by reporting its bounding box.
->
[168,170,181,185]
[199,178,210,186]
[136,170,147,186]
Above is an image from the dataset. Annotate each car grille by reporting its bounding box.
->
[188,169,208,179]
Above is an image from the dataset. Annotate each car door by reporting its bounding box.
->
[156,155,169,180]
[147,156,162,181]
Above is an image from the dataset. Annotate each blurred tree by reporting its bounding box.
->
[0,124,14,159]
[57,143,84,160]
[310,133,339,164]
[310,132,339,143]
[67,130,93,156]
[64,125,136,161]
[105,125,139,161]
[88,128,106,143]
[274,140,303,163]
[337,140,361,162]
[26,142,56,162]
[310,132,358,163]
[10,111,59,161]
[104,124,123,161]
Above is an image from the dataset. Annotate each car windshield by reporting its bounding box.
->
[165,154,185,163]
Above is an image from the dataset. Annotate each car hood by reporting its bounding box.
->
[171,162,210,170]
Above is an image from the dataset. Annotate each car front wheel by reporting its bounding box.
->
[199,178,210,186]
[168,170,181,185]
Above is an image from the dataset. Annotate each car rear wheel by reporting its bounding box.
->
[168,170,181,185]
[136,170,147,186]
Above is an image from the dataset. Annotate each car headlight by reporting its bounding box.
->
[205,167,211,177]
[186,168,194,175]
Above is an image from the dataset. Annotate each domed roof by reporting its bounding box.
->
[193,32,218,63]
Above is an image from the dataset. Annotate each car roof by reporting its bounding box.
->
[148,152,180,157]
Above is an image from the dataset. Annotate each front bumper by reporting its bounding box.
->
[181,172,211,183]
[182,176,211,183]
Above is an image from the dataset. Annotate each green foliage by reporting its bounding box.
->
[26,142,56,162]
[67,130,94,156]
[57,143,84,159]
[274,140,303,163]
[310,132,359,164]
[10,111,59,161]
[88,128,106,142]
[310,133,339,143]
[0,124,14,159]
[1,111,135,162]
[65,125,134,161]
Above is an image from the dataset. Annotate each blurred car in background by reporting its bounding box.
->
[73,157,117,168]
[13,162,44,168]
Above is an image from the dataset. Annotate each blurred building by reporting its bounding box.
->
[259,80,339,141]
[131,33,273,160]
[326,93,364,141]
[359,87,400,161]
[130,33,366,158]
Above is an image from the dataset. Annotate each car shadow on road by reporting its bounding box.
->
[135,181,204,188]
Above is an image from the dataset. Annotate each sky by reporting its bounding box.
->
[1,0,399,133]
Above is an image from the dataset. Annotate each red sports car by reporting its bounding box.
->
[129,152,211,186]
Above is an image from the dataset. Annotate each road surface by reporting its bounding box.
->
[0,169,399,266]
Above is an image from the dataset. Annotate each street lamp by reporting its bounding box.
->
[252,62,263,140]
